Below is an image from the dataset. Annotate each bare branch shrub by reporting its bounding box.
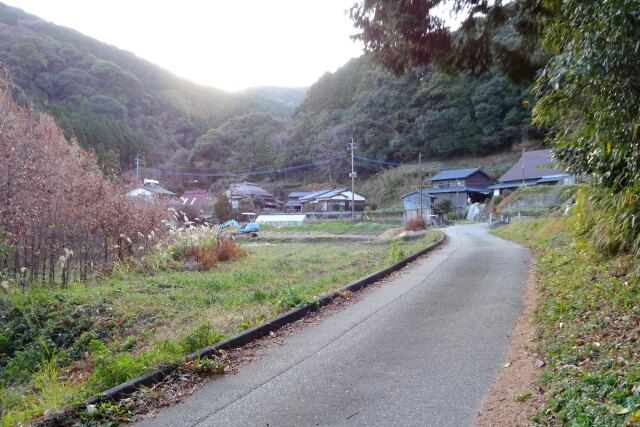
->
[0,67,169,285]
[405,214,427,231]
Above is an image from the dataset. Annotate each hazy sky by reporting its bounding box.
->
[6,0,365,91]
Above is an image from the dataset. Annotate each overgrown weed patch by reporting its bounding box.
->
[493,219,640,425]
[0,230,442,425]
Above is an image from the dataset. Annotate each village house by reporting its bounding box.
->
[179,189,213,219]
[297,188,365,212]
[426,168,493,213]
[487,149,573,196]
[126,179,175,200]
[489,149,575,196]
[401,190,437,224]
[285,191,314,212]
[226,181,281,211]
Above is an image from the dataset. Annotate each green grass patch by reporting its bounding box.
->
[0,230,441,424]
[268,219,394,234]
[500,206,553,218]
[493,219,640,425]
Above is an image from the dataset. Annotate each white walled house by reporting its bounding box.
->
[297,189,365,212]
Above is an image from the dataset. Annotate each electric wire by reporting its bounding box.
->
[138,154,400,178]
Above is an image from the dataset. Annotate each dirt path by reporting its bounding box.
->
[475,259,543,426]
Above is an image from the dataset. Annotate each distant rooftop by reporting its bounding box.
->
[288,191,314,198]
[227,182,273,198]
[180,189,210,206]
[498,149,566,182]
[425,186,492,195]
[429,168,485,181]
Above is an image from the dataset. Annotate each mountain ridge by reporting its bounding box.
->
[0,2,304,170]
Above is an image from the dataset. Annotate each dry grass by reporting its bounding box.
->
[1,233,442,425]
[187,237,247,267]
[213,237,246,262]
[405,215,427,231]
[191,247,217,269]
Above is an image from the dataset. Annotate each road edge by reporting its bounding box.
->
[474,252,543,426]
[33,232,446,426]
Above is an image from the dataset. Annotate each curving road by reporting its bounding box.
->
[139,224,529,427]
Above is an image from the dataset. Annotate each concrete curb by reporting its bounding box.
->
[36,233,446,424]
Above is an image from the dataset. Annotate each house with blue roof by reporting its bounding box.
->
[427,168,493,213]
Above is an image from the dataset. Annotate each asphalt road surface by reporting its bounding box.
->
[139,224,530,427]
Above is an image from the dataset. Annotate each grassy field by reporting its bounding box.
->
[493,219,640,425]
[0,228,441,425]
[260,220,397,234]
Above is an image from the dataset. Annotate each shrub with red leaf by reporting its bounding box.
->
[191,246,218,269]
[213,237,246,262]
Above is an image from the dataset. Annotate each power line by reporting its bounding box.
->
[354,155,400,167]
[137,154,400,178]
[140,155,347,177]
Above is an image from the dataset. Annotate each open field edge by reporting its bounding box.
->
[33,232,447,426]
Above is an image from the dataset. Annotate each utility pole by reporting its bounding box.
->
[135,154,141,178]
[348,138,356,220]
[521,147,526,186]
[418,153,423,221]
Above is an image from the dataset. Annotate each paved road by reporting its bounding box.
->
[139,224,529,427]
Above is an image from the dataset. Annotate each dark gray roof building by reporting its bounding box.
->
[226,182,279,210]
[487,149,571,193]
[426,168,493,211]
[497,149,565,182]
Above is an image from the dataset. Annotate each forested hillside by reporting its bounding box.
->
[0,2,298,172]
[1,2,541,182]
[292,56,540,162]
[240,86,307,118]
[177,55,541,182]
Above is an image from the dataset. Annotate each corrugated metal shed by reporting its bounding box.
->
[256,214,308,228]
[401,191,436,224]
[401,190,436,209]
